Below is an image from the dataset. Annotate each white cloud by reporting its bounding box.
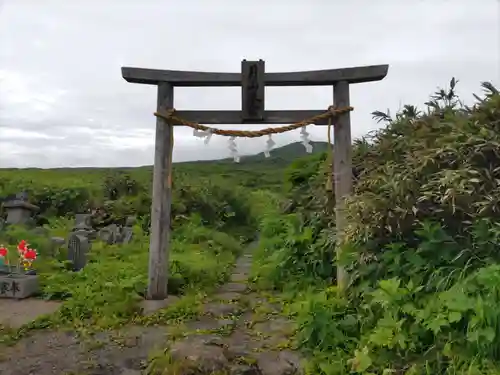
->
[0,69,69,120]
[0,128,60,140]
[0,0,499,168]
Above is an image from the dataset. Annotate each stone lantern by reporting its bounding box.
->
[2,192,39,225]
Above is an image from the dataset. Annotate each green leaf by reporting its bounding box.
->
[448,311,462,323]
[349,347,372,373]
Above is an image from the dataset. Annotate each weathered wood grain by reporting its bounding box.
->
[167,110,332,125]
[241,60,265,121]
[121,64,389,86]
[332,81,353,292]
[147,82,174,300]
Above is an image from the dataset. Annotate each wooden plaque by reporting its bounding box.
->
[241,60,265,122]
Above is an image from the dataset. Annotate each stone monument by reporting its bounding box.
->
[2,192,39,225]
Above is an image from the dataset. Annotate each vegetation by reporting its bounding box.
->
[252,79,500,374]
[0,140,323,344]
[2,77,500,374]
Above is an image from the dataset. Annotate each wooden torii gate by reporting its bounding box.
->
[121,60,389,300]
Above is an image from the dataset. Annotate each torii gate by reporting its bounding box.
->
[121,60,389,300]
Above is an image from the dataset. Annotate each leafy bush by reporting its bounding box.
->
[345,81,500,285]
[254,80,500,373]
[0,167,256,236]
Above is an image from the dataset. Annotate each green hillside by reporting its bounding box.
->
[182,141,330,165]
[176,141,329,189]
[0,141,329,193]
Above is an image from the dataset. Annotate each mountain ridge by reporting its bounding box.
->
[178,141,330,166]
[0,141,330,170]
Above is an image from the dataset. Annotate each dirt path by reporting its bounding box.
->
[0,246,303,375]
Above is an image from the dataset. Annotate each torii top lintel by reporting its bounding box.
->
[121,64,388,87]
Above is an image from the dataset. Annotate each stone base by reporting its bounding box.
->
[0,273,39,299]
[140,295,180,316]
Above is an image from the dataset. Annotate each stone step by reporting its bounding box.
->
[213,292,242,302]
[218,282,247,293]
[203,302,240,317]
[230,273,248,282]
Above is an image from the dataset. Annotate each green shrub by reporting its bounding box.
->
[255,80,500,374]
[0,167,256,237]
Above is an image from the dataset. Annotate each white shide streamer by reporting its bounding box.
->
[300,126,313,153]
[192,125,313,163]
[228,136,240,163]
[264,135,275,158]
[193,128,213,144]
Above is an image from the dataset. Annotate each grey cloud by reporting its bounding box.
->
[0,0,499,168]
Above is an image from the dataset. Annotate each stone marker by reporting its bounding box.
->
[121,216,135,244]
[74,213,92,228]
[72,213,97,240]
[98,217,135,245]
[107,224,120,245]
[2,192,39,225]
[98,226,114,244]
[50,237,66,256]
[99,224,120,245]
[67,233,90,271]
[0,273,39,299]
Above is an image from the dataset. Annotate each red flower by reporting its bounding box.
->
[17,240,27,254]
[23,249,37,261]
[0,247,7,257]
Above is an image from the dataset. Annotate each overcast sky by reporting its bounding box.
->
[0,1,499,168]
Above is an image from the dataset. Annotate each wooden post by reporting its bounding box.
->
[333,81,353,291]
[147,82,174,300]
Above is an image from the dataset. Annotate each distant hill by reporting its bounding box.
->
[0,141,330,192]
[179,141,330,167]
[0,142,329,172]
